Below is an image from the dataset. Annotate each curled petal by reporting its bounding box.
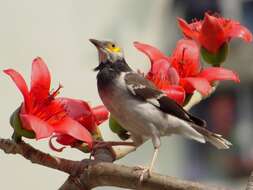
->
[30,57,51,101]
[198,67,240,83]
[227,23,253,43]
[49,135,66,152]
[163,85,185,105]
[54,116,93,149]
[4,69,31,112]
[177,18,198,39]
[181,77,212,96]
[134,41,170,64]
[92,105,109,125]
[20,114,54,139]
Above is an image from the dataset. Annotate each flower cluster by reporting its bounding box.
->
[4,58,108,151]
[4,13,252,153]
[134,13,252,105]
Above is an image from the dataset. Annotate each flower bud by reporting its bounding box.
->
[109,116,130,140]
[10,107,35,139]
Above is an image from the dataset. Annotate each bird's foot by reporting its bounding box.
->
[134,165,151,182]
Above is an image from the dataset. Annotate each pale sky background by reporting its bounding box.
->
[0,0,252,190]
[0,1,186,189]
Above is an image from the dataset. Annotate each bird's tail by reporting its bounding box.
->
[191,125,232,149]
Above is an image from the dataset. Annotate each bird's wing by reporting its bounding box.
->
[124,72,206,126]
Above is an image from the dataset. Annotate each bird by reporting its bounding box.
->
[89,38,232,180]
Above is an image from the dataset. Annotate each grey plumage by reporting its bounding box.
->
[98,69,231,149]
[90,39,231,179]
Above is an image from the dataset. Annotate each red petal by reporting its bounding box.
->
[55,134,77,146]
[133,41,170,64]
[92,105,109,125]
[177,18,197,39]
[53,116,93,149]
[163,85,185,105]
[199,13,226,53]
[58,98,97,132]
[20,114,54,139]
[181,77,212,96]
[59,98,92,119]
[148,59,180,85]
[226,22,253,43]
[4,69,31,112]
[166,67,180,85]
[49,135,66,152]
[198,67,240,83]
[171,39,201,76]
[30,57,51,102]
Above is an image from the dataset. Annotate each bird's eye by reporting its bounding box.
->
[107,43,121,52]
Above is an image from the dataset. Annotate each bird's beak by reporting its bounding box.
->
[90,39,107,70]
[89,39,104,49]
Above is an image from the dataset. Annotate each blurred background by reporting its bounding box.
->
[0,0,252,189]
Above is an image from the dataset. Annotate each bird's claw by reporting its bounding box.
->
[134,166,151,182]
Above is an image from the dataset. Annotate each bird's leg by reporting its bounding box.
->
[149,147,159,174]
[138,147,159,182]
[138,134,161,182]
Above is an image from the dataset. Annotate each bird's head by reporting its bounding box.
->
[89,39,124,66]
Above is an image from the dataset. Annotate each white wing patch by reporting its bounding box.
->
[127,84,147,96]
[127,84,137,95]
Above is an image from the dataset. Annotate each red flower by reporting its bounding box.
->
[134,41,185,104]
[50,98,108,151]
[134,40,240,99]
[177,13,253,53]
[171,39,240,95]
[4,57,97,149]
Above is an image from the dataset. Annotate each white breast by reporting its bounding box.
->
[99,72,173,137]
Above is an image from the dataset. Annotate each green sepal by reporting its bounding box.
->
[11,132,22,143]
[91,128,103,141]
[75,143,90,153]
[201,43,228,67]
[10,107,35,139]
[109,116,130,140]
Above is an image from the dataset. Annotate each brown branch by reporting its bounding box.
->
[0,138,84,176]
[0,137,228,190]
[80,162,223,190]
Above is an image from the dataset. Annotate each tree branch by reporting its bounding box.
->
[0,85,225,189]
[81,162,222,190]
[0,138,84,176]
[0,137,227,190]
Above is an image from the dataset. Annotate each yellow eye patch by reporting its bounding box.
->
[106,43,121,53]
